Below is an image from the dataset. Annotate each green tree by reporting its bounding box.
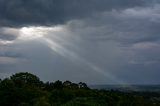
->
[0,78,15,90]
[33,97,50,106]
[63,80,72,88]
[10,72,42,87]
[78,82,89,89]
[53,80,63,89]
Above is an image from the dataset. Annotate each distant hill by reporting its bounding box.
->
[90,85,160,92]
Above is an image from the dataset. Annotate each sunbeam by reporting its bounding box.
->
[42,37,125,84]
[18,26,126,84]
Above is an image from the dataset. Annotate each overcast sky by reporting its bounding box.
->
[0,0,160,84]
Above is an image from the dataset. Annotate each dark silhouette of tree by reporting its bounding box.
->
[71,83,79,89]
[0,78,15,90]
[78,82,89,89]
[10,72,42,87]
[43,82,55,91]
[33,97,51,106]
[53,80,63,89]
[63,80,72,88]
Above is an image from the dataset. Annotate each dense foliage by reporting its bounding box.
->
[0,72,160,106]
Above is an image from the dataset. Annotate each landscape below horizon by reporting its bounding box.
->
[0,72,160,106]
[1,72,160,106]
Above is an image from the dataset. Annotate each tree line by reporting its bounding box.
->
[0,72,160,106]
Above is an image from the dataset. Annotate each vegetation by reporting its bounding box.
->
[0,72,160,106]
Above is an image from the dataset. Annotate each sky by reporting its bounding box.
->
[0,0,160,84]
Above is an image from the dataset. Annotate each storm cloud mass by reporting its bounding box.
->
[0,0,160,84]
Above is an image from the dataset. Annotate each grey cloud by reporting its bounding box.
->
[0,45,24,64]
[0,51,23,59]
[60,2,160,84]
[0,29,18,41]
[67,3,160,45]
[0,27,19,45]
[0,32,17,41]
[0,0,151,27]
[127,42,160,65]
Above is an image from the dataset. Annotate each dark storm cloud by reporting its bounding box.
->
[68,5,160,70]
[67,3,160,46]
[0,0,151,27]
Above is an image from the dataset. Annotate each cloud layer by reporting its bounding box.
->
[0,0,152,27]
[0,0,160,84]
